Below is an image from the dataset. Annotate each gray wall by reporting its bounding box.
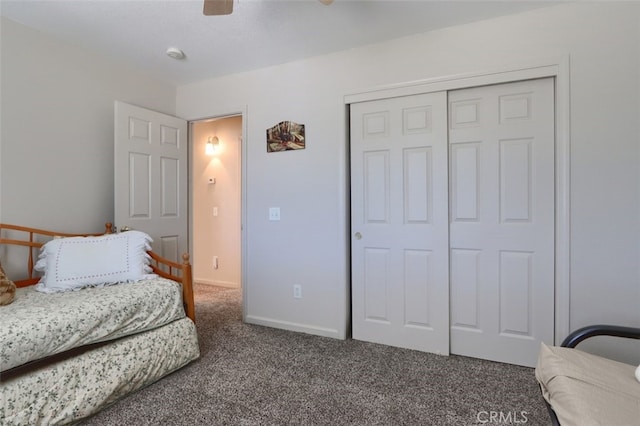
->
[177,2,640,362]
[0,17,176,232]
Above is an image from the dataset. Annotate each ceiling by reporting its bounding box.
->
[0,0,560,86]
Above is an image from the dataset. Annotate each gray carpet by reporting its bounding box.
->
[82,284,549,425]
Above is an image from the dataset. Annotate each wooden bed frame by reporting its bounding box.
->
[0,222,195,322]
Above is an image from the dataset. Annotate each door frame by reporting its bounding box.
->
[186,105,249,321]
[344,56,571,345]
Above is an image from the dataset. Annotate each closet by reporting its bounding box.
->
[350,78,554,367]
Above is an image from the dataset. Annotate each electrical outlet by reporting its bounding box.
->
[293,284,302,299]
[269,207,281,221]
[213,256,219,269]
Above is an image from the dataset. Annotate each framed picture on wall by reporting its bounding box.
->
[266,121,305,152]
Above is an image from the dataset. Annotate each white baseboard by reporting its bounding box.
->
[194,278,239,288]
[245,315,343,340]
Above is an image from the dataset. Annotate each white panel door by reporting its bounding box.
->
[449,78,555,367]
[114,101,188,262]
[351,92,450,355]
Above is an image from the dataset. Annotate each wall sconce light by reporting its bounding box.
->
[205,136,219,155]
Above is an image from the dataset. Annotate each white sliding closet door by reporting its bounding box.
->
[350,92,450,355]
[448,78,555,367]
[349,78,555,367]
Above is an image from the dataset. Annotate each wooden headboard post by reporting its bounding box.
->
[181,253,195,321]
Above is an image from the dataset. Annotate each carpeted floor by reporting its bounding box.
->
[82,284,549,425]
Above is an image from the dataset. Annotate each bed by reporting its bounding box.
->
[0,223,200,425]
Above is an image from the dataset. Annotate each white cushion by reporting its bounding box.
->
[34,231,156,293]
[535,342,640,426]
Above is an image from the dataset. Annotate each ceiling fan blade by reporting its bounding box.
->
[318,0,334,4]
[203,0,233,16]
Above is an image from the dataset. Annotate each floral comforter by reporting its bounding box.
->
[1,317,200,425]
[0,277,185,372]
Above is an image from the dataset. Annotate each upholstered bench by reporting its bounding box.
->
[535,325,640,426]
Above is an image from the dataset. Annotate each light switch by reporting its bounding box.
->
[213,207,218,217]
[269,207,280,221]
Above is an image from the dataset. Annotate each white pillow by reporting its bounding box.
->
[34,231,156,293]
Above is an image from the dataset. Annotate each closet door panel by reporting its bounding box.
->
[351,92,449,355]
[449,78,555,367]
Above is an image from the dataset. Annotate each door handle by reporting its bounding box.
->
[354,232,362,240]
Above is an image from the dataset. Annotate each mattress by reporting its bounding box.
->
[535,342,640,426]
[0,277,186,372]
[0,317,200,425]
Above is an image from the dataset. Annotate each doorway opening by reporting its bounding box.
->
[190,115,243,292]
